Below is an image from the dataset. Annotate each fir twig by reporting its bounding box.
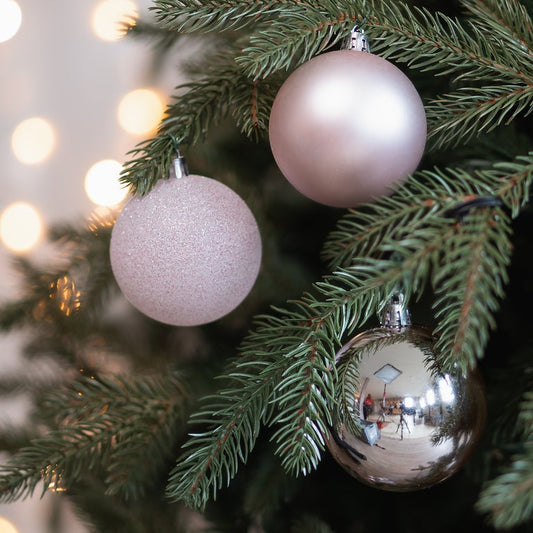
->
[432,208,513,373]
[122,0,533,195]
[322,154,533,270]
[166,148,532,509]
[0,374,192,502]
[121,54,279,193]
[476,391,533,529]
[166,353,278,509]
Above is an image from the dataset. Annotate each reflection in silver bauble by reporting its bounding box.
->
[327,326,486,491]
[269,50,427,207]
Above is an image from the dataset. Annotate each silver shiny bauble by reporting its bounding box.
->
[269,50,427,207]
[327,326,486,491]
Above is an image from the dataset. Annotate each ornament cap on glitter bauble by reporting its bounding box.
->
[269,28,427,207]
[327,293,486,491]
[109,154,262,326]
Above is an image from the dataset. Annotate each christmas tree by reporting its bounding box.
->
[1,0,532,532]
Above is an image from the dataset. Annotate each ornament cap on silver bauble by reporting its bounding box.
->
[269,50,427,207]
[327,296,486,491]
[110,166,262,327]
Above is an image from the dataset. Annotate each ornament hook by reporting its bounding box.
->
[165,134,189,179]
[380,292,411,329]
[173,152,189,179]
[346,25,370,52]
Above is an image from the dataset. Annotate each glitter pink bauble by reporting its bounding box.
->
[269,50,427,207]
[110,175,262,326]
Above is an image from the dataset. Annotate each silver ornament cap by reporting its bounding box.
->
[380,292,412,328]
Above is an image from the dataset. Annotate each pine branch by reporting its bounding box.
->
[0,373,192,502]
[121,55,279,192]
[321,189,456,271]
[166,224,469,508]
[267,321,335,476]
[366,0,533,81]
[231,0,533,83]
[427,84,533,148]
[120,63,237,195]
[0,214,115,332]
[476,391,533,529]
[152,0,301,34]
[121,0,533,194]
[487,154,533,215]
[166,354,278,509]
[164,142,532,509]
[236,3,361,79]
[432,208,513,373]
[230,73,281,141]
[322,154,533,270]
[464,0,533,60]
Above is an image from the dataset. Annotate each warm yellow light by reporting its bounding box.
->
[85,159,129,207]
[117,88,165,135]
[51,275,82,316]
[11,117,56,165]
[0,202,43,253]
[0,0,22,43]
[91,0,137,42]
[0,516,19,533]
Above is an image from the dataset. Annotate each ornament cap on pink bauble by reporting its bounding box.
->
[269,49,427,207]
[110,158,262,326]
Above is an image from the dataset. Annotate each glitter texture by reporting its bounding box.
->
[110,175,262,326]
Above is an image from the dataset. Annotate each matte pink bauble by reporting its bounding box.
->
[269,50,427,207]
[110,176,262,326]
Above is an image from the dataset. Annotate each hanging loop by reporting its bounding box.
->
[173,153,189,179]
[165,134,189,179]
[345,25,370,52]
[380,292,412,329]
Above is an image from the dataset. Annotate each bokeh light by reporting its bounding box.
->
[91,0,137,42]
[117,88,165,135]
[84,159,129,206]
[0,0,22,43]
[0,516,18,533]
[11,117,56,165]
[0,202,43,252]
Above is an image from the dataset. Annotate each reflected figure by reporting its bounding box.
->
[363,394,373,420]
[328,326,486,491]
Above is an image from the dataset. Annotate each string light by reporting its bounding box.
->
[91,0,137,42]
[117,88,165,135]
[11,117,56,165]
[50,275,82,316]
[84,159,129,207]
[42,464,66,493]
[0,202,43,252]
[0,0,22,43]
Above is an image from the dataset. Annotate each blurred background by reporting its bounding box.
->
[0,1,179,530]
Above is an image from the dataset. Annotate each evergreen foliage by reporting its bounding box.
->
[0,0,532,531]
